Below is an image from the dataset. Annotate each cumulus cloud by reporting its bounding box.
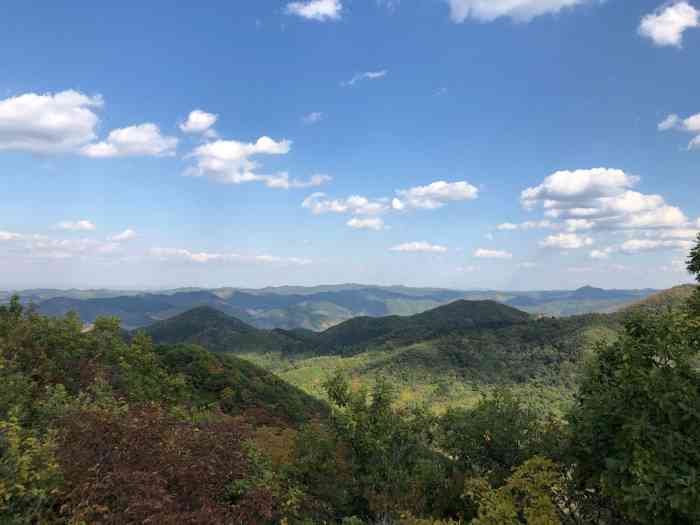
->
[521,168,688,232]
[540,233,593,249]
[391,241,448,253]
[55,220,96,232]
[446,0,595,23]
[347,217,386,230]
[394,180,479,210]
[302,112,325,125]
[0,90,103,154]
[639,2,699,47]
[474,248,513,259]
[286,0,342,21]
[659,111,700,149]
[183,136,325,189]
[82,123,178,158]
[109,229,137,242]
[521,168,639,207]
[619,239,693,253]
[590,238,693,259]
[180,109,218,135]
[304,180,479,230]
[150,247,311,265]
[302,193,388,215]
[342,70,388,87]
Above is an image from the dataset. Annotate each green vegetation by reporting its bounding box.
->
[239,311,619,413]
[143,305,308,354]
[2,241,698,524]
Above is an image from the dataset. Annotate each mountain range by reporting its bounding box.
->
[3,284,659,331]
[139,284,696,411]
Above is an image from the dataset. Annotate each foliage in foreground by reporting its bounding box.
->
[1,235,699,524]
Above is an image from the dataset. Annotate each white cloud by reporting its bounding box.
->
[522,168,688,232]
[391,198,405,211]
[685,113,700,133]
[82,123,178,158]
[0,90,102,154]
[347,217,386,230]
[0,231,24,241]
[497,220,557,231]
[150,247,311,265]
[180,109,218,135]
[342,70,388,87]
[619,239,693,253]
[302,112,325,125]
[183,136,327,189]
[521,168,639,206]
[55,220,96,232]
[458,265,479,272]
[446,0,594,23]
[394,180,479,210]
[659,111,700,149]
[474,248,513,259]
[109,229,137,242]
[591,238,693,259]
[286,0,342,21]
[260,173,332,189]
[639,2,699,47]
[658,113,681,131]
[302,193,388,215]
[391,241,448,253]
[540,233,593,249]
[656,227,700,239]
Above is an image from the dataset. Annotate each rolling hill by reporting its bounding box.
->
[136,299,622,412]
[143,306,307,354]
[621,284,697,315]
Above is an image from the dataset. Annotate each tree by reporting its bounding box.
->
[311,373,446,521]
[687,234,700,315]
[688,233,700,281]
[439,389,562,485]
[568,309,700,524]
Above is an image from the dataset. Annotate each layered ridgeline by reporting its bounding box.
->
[143,299,623,411]
[5,284,658,331]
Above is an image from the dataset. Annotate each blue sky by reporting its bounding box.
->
[1,0,699,290]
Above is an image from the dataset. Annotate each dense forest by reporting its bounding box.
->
[1,236,699,524]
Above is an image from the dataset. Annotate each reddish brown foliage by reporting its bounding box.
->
[56,406,280,524]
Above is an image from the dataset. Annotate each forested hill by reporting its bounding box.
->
[0,299,325,427]
[143,306,308,354]
[308,300,532,354]
[142,299,534,356]
[621,284,697,315]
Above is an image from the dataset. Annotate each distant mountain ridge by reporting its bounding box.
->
[3,284,660,330]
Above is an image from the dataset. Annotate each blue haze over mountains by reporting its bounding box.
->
[1,284,657,331]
